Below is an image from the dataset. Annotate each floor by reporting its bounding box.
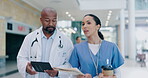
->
[0,59,148,78]
[121,59,148,78]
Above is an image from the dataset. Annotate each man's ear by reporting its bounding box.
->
[40,18,42,22]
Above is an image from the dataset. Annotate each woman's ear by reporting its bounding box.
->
[97,24,101,30]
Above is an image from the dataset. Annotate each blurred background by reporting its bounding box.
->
[0,0,148,78]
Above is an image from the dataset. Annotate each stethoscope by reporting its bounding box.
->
[30,32,63,59]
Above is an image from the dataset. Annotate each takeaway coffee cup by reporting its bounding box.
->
[101,65,114,76]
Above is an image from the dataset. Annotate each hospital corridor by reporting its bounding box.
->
[0,59,148,78]
[0,0,148,78]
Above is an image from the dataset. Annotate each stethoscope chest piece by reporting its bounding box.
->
[58,36,63,48]
[59,43,63,48]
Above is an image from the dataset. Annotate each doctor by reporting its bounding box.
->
[17,7,73,78]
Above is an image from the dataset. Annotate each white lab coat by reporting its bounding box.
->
[17,27,74,78]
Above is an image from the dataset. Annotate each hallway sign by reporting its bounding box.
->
[6,20,36,35]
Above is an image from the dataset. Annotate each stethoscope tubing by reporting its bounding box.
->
[30,32,63,59]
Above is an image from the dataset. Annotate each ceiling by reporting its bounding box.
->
[22,0,126,26]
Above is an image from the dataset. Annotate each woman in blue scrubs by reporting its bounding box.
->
[69,14,124,78]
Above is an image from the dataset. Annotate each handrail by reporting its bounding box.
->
[0,55,9,59]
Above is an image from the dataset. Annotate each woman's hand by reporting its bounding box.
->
[77,73,92,78]
[98,73,116,78]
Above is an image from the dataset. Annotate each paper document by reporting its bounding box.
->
[54,68,84,75]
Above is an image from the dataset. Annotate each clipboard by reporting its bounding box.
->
[54,68,84,75]
[31,61,53,72]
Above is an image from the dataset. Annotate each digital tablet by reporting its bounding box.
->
[31,61,53,72]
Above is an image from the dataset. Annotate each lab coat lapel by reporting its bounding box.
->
[49,30,60,66]
[36,27,42,61]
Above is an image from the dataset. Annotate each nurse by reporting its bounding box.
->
[69,14,124,78]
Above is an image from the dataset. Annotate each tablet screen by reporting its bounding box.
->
[31,61,53,72]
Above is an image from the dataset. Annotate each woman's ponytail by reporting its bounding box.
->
[98,31,104,40]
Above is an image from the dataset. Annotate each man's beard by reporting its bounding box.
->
[43,26,56,34]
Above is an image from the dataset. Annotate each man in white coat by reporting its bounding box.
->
[17,7,74,78]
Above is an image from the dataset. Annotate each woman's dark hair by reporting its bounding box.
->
[84,14,104,40]
[98,31,104,40]
[84,14,101,26]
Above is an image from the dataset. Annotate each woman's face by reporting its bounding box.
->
[82,16,100,37]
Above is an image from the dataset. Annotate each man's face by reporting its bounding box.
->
[40,12,57,34]
[76,37,81,43]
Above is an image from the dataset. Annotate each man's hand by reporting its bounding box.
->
[44,69,58,77]
[98,73,116,78]
[26,62,37,75]
[77,73,92,78]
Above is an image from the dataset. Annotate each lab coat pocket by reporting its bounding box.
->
[57,51,67,65]
[26,74,35,78]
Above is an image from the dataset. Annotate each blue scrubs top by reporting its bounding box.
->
[69,40,124,77]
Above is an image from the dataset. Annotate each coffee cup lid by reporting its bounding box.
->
[101,65,114,70]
